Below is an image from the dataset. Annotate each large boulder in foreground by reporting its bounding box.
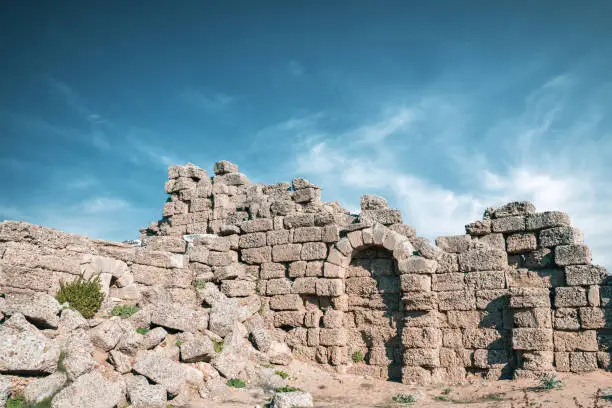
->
[272,391,314,408]
[50,371,123,408]
[133,351,202,395]
[0,293,61,328]
[0,314,60,374]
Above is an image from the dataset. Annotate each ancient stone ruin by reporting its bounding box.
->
[0,160,610,407]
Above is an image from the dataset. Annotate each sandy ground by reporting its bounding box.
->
[199,362,612,408]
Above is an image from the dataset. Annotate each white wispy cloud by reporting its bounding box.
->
[287,59,305,77]
[274,74,612,269]
[81,197,130,213]
[181,89,235,111]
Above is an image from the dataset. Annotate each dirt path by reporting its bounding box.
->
[199,362,612,407]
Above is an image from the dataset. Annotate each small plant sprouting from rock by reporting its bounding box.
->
[412,250,422,257]
[274,370,289,379]
[7,392,53,408]
[442,388,451,395]
[213,340,224,353]
[175,340,184,347]
[195,279,206,290]
[111,304,139,318]
[351,350,364,363]
[275,386,302,393]
[57,351,67,373]
[226,378,246,388]
[392,393,417,405]
[539,374,563,390]
[136,327,149,335]
[55,274,105,319]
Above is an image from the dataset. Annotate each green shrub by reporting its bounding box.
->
[7,393,53,408]
[111,304,139,318]
[275,386,302,393]
[274,370,289,379]
[213,340,224,353]
[55,274,104,319]
[226,378,246,388]
[136,327,149,335]
[351,350,364,363]
[195,279,206,289]
[392,393,417,404]
[539,374,563,390]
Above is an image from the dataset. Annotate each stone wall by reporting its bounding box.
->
[1,160,610,385]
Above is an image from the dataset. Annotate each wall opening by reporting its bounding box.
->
[346,245,403,381]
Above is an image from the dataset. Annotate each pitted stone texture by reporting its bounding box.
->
[555,244,592,266]
[565,265,608,286]
[458,248,507,272]
[133,351,201,395]
[214,160,239,175]
[24,371,68,404]
[525,211,571,230]
[0,293,61,328]
[0,314,60,374]
[272,391,314,408]
[151,303,208,333]
[492,201,536,218]
[50,371,123,408]
[126,375,167,408]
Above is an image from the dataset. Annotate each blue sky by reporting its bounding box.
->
[1,1,611,268]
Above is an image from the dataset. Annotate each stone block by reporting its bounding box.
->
[464,271,506,290]
[554,352,570,371]
[267,229,290,246]
[260,262,286,279]
[554,244,591,266]
[402,327,442,348]
[323,262,345,279]
[474,289,508,311]
[506,233,537,254]
[523,248,554,269]
[596,351,611,369]
[336,237,353,256]
[323,309,344,328]
[518,351,554,371]
[293,227,322,243]
[266,278,292,295]
[398,257,437,274]
[554,287,587,308]
[554,330,598,351]
[272,244,302,262]
[458,248,507,271]
[220,280,255,297]
[432,273,465,292]
[360,194,388,210]
[491,216,525,233]
[403,349,440,367]
[304,309,323,328]
[283,214,315,229]
[240,246,271,264]
[579,307,608,329]
[569,352,598,373]
[442,329,463,348]
[587,285,600,307]
[492,201,536,218]
[306,261,324,277]
[525,211,571,230]
[565,265,608,286]
[238,232,267,249]
[463,328,505,349]
[319,328,346,346]
[438,290,475,311]
[288,261,307,278]
[539,226,583,248]
[465,219,492,236]
[292,277,317,295]
[474,349,510,368]
[505,268,564,289]
[316,279,344,296]
[402,292,437,311]
[435,235,472,254]
[270,294,303,310]
[322,225,339,242]
[273,311,305,328]
[326,247,349,268]
[214,160,238,175]
[512,328,553,351]
[301,242,328,260]
[400,274,431,292]
[553,308,580,330]
[401,366,431,385]
[435,252,459,273]
[477,233,506,250]
[512,308,552,328]
[509,287,551,308]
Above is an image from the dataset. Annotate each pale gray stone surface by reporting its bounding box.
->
[24,371,67,403]
[50,371,123,408]
[0,293,61,328]
[272,391,314,408]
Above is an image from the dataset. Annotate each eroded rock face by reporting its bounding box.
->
[272,391,314,408]
[50,371,123,408]
[125,374,167,408]
[0,293,61,328]
[133,351,202,395]
[0,314,60,374]
[24,371,67,404]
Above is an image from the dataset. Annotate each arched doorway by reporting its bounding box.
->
[345,245,403,381]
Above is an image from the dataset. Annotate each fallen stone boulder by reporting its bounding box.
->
[0,375,11,408]
[24,371,67,404]
[57,309,88,333]
[126,374,167,408]
[50,371,123,408]
[272,391,314,408]
[0,293,61,328]
[0,314,60,374]
[150,303,208,333]
[60,329,95,381]
[133,351,201,395]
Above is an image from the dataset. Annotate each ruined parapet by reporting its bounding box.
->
[1,162,610,388]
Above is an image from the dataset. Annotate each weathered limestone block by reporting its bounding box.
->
[323,262,344,279]
[274,311,305,328]
[272,391,314,408]
[134,249,186,269]
[131,264,193,288]
[240,246,272,264]
[435,235,472,254]
[261,263,286,279]
[512,328,553,351]
[579,307,609,329]
[293,227,322,243]
[539,226,583,247]
[554,352,570,371]
[240,218,273,233]
[301,242,327,261]
[319,328,346,346]
[126,375,167,408]
[400,274,431,292]
[435,252,459,273]
[476,289,509,310]
[322,309,343,328]
[554,244,592,266]
[360,194,388,210]
[587,285,600,307]
[403,292,437,311]
[438,290,476,311]
[151,303,208,332]
[491,201,535,218]
[554,287,587,308]
[272,244,302,262]
[505,268,564,289]
[523,248,554,269]
[525,211,571,230]
[512,308,552,328]
[288,261,306,278]
[554,308,580,330]
[267,229,290,246]
[90,318,123,351]
[518,351,554,371]
[283,214,315,229]
[509,288,551,308]
[402,366,431,385]
[491,216,525,233]
[109,350,133,374]
[432,273,465,291]
[465,219,491,236]
[239,232,267,249]
[506,233,537,254]
[292,277,317,295]
[179,333,215,363]
[402,327,442,348]
[220,280,256,297]
[464,271,506,290]
[266,278,292,295]
[23,371,67,404]
[321,225,339,243]
[134,351,201,395]
[398,257,437,274]
[270,294,303,311]
[458,248,507,271]
[304,309,323,328]
[474,349,510,368]
[570,352,598,372]
[565,264,608,286]
[554,330,598,351]
[50,371,123,408]
[316,279,344,296]
[403,348,440,367]
[0,293,61,328]
[463,328,505,349]
[361,209,402,225]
